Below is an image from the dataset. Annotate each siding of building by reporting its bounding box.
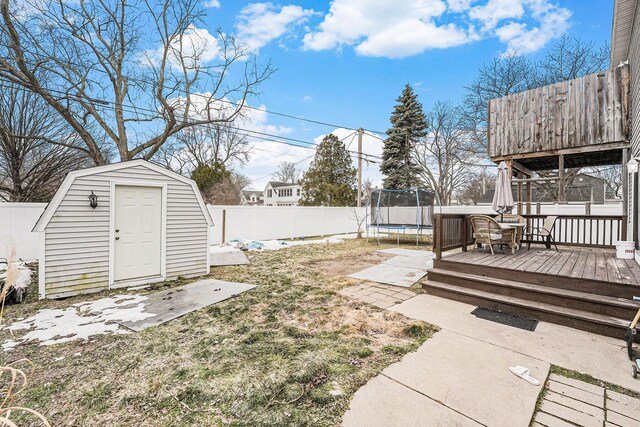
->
[612,0,637,66]
[631,3,640,157]
[43,164,209,298]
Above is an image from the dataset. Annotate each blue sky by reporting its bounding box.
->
[195,0,614,188]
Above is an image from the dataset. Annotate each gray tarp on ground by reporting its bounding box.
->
[119,279,255,331]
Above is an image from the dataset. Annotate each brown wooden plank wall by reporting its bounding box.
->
[488,67,631,158]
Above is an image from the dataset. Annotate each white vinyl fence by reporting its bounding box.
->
[0,202,625,258]
[0,203,47,260]
[208,205,367,245]
[439,202,623,216]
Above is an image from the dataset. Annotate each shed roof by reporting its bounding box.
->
[32,159,213,232]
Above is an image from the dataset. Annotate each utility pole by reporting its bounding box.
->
[357,128,364,207]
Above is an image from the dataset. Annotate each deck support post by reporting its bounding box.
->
[622,148,628,217]
[558,154,566,204]
[526,175,532,215]
[516,171,523,215]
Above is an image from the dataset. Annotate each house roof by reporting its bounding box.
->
[268,181,298,188]
[242,190,261,196]
[32,159,213,232]
[611,0,638,66]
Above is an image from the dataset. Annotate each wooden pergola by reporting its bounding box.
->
[487,64,631,214]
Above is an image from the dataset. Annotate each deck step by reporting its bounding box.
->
[423,280,630,339]
[427,268,640,319]
[434,258,640,299]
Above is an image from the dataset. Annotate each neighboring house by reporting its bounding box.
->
[263,181,302,206]
[477,173,619,204]
[612,0,640,244]
[241,190,263,206]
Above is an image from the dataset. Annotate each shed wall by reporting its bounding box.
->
[44,164,209,298]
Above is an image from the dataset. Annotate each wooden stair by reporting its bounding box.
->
[423,259,640,339]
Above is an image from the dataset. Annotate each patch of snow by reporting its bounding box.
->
[2,294,156,351]
[212,234,357,253]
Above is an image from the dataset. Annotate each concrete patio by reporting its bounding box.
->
[342,294,640,426]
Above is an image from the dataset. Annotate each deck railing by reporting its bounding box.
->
[433,213,627,260]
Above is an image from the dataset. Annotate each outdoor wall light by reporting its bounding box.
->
[88,191,98,209]
[627,159,639,174]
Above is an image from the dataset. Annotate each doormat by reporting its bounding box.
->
[471,307,538,332]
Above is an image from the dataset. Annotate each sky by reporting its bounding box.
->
[195,0,614,189]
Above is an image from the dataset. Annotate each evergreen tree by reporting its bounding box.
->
[381,84,427,189]
[300,134,357,206]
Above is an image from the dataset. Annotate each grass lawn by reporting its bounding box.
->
[1,238,436,426]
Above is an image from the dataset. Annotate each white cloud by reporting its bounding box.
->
[469,0,525,30]
[302,0,472,58]
[302,0,571,58]
[302,95,313,102]
[204,0,221,8]
[496,6,571,54]
[242,127,386,188]
[236,3,316,53]
[141,25,221,69]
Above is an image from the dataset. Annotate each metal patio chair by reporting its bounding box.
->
[526,215,558,251]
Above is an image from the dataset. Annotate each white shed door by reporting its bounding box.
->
[114,185,162,282]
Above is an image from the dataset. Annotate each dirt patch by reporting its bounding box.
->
[305,251,394,277]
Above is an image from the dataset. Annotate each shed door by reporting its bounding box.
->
[114,185,162,282]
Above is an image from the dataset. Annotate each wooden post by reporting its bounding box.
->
[221,209,226,244]
[357,128,363,207]
[622,148,628,216]
[585,202,591,215]
[558,154,566,204]
[434,214,442,260]
[516,171,523,215]
[536,202,541,214]
[461,215,468,252]
[526,175,532,214]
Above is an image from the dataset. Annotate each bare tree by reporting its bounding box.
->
[414,101,481,205]
[457,170,495,205]
[158,121,250,175]
[0,82,90,201]
[204,171,251,205]
[461,53,537,153]
[584,165,622,200]
[0,0,272,165]
[538,35,610,85]
[271,161,300,183]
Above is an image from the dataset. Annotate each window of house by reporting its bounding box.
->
[297,188,301,196]
[267,189,272,198]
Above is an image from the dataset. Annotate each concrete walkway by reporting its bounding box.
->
[342,294,640,427]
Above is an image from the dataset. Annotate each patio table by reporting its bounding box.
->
[497,222,526,250]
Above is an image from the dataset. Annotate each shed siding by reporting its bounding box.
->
[44,164,208,297]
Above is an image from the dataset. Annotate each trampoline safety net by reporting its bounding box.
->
[369,188,436,228]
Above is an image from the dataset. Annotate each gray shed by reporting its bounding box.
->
[32,159,213,299]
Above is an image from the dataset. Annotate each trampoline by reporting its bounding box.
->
[367,188,437,245]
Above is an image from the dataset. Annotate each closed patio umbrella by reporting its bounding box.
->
[492,161,514,221]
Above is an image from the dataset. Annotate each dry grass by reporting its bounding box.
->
[0,239,436,426]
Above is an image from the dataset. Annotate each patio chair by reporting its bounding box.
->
[526,215,558,251]
[468,214,516,255]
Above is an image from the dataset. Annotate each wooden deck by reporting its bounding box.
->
[425,246,640,338]
[443,247,640,287]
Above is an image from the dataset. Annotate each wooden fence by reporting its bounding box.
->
[433,213,627,260]
[488,65,630,158]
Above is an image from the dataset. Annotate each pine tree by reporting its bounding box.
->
[381,84,427,189]
[300,134,357,206]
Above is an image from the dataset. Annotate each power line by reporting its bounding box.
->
[0,81,383,161]
[0,56,388,135]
